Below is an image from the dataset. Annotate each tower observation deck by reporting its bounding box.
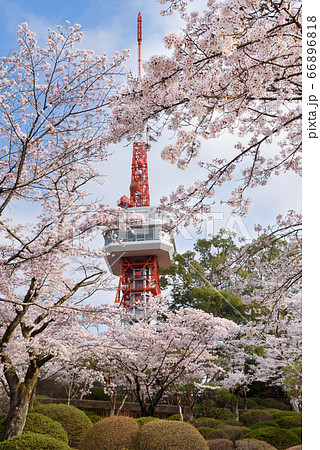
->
[104,13,175,310]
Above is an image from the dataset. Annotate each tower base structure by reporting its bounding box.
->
[115,255,161,309]
[104,206,175,311]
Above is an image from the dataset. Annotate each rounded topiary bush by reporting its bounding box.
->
[274,414,302,429]
[268,410,301,420]
[84,410,103,424]
[35,403,92,448]
[240,410,274,426]
[250,421,280,430]
[24,412,68,443]
[136,416,160,428]
[244,426,302,450]
[258,398,290,410]
[79,416,139,450]
[290,427,302,439]
[198,426,249,442]
[238,399,259,410]
[139,420,209,449]
[0,431,71,450]
[191,418,225,429]
[206,439,234,449]
[222,426,250,441]
[235,438,277,449]
[214,409,236,421]
[198,426,226,440]
[166,413,188,421]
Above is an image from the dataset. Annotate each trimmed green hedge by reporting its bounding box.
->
[235,438,278,449]
[24,412,68,443]
[0,431,71,449]
[139,420,209,449]
[244,426,302,450]
[206,438,234,449]
[166,413,188,421]
[198,425,249,441]
[258,399,290,411]
[270,411,302,429]
[79,416,139,450]
[240,410,273,426]
[34,403,92,448]
[250,421,280,430]
[191,418,225,429]
[136,416,160,428]
[84,410,103,424]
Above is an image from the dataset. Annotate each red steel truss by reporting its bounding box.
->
[115,255,161,309]
[117,141,150,208]
[129,141,150,207]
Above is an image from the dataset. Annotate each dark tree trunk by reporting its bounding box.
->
[1,377,37,441]
[177,395,184,421]
[28,382,37,412]
[243,386,248,411]
[1,363,39,441]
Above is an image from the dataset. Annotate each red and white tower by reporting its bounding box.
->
[104,13,175,310]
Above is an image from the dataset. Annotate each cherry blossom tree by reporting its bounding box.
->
[0,21,132,440]
[218,294,302,411]
[0,22,128,216]
[87,298,239,417]
[219,211,302,313]
[111,0,301,217]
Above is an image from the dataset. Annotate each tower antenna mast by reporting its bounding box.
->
[137,12,142,77]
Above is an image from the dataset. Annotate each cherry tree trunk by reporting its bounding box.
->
[232,400,239,421]
[1,375,38,441]
[177,396,184,421]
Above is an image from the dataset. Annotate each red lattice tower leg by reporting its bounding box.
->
[115,255,161,309]
[129,142,150,207]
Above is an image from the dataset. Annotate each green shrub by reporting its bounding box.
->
[235,438,277,449]
[34,403,92,448]
[198,426,223,439]
[246,399,259,410]
[191,417,225,429]
[269,411,302,429]
[249,397,263,405]
[244,427,302,450]
[239,410,273,426]
[166,413,188,421]
[206,439,234,449]
[24,412,68,443]
[79,416,139,450]
[215,409,236,421]
[84,410,103,423]
[267,410,301,420]
[198,426,249,441]
[89,386,109,401]
[136,416,160,428]
[139,420,209,449]
[259,398,290,410]
[0,431,71,449]
[250,421,280,430]
[290,427,302,439]
[214,389,238,409]
[0,414,7,438]
[238,399,258,410]
[196,404,235,421]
